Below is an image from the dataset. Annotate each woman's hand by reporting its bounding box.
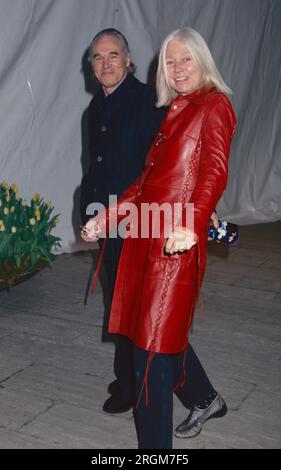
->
[80,219,101,242]
[165,227,198,255]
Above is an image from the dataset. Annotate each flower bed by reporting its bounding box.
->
[0,181,60,289]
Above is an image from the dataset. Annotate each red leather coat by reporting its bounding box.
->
[102,87,236,354]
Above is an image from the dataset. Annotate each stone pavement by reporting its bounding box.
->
[0,222,280,449]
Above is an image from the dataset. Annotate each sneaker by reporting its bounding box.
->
[174,392,227,438]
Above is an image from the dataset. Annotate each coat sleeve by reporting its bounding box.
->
[80,100,96,224]
[188,96,236,238]
[95,175,141,237]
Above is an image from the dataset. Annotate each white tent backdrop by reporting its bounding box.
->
[0,0,280,252]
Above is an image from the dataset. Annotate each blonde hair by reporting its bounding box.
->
[156,27,232,107]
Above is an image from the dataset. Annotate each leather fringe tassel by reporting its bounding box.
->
[91,238,107,294]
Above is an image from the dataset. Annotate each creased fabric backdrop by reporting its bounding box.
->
[0,0,280,252]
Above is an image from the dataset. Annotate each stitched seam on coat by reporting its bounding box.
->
[181,138,201,205]
[149,256,179,265]
[149,255,194,269]
[149,261,174,350]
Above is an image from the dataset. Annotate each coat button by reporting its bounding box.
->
[173,105,178,110]
[97,155,102,162]
[101,125,107,132]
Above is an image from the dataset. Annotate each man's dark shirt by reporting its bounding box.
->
[80,74,166,223]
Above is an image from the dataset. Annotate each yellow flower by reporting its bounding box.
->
[0,223,5,232]
[11,226,17,233]
[29,218,36,225]
[10,206,15,212]
[54,217,59,225]
[32,193,41,202]
[0,200,2,207]
[22,200,27,206]
[6,195,10,203]
[3,207,9,215]
[35,210,41,221]
[10,183,19,193]
[0,181,9,190]
[47,200,52,207]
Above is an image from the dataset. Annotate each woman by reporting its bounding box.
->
[82,27,236,449]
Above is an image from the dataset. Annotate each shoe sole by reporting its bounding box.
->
[174,403,228,439]
[103,404,132,414]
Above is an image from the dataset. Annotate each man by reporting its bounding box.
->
[80,28,226,439]
[80,28,166,415]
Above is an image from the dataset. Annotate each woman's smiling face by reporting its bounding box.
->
[165,39,202,95]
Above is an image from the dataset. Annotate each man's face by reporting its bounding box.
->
[91,35,130,95]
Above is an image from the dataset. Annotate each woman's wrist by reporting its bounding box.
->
[175,227,199,241]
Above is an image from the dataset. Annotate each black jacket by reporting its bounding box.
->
[80,74,166,223]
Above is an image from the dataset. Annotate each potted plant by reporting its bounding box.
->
[0,181,61,289]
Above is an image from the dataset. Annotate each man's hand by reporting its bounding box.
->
[80,219,101,242]
[165,227,198,255]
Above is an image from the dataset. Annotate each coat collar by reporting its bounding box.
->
[96,74,138,105]
[172,86,216,106]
